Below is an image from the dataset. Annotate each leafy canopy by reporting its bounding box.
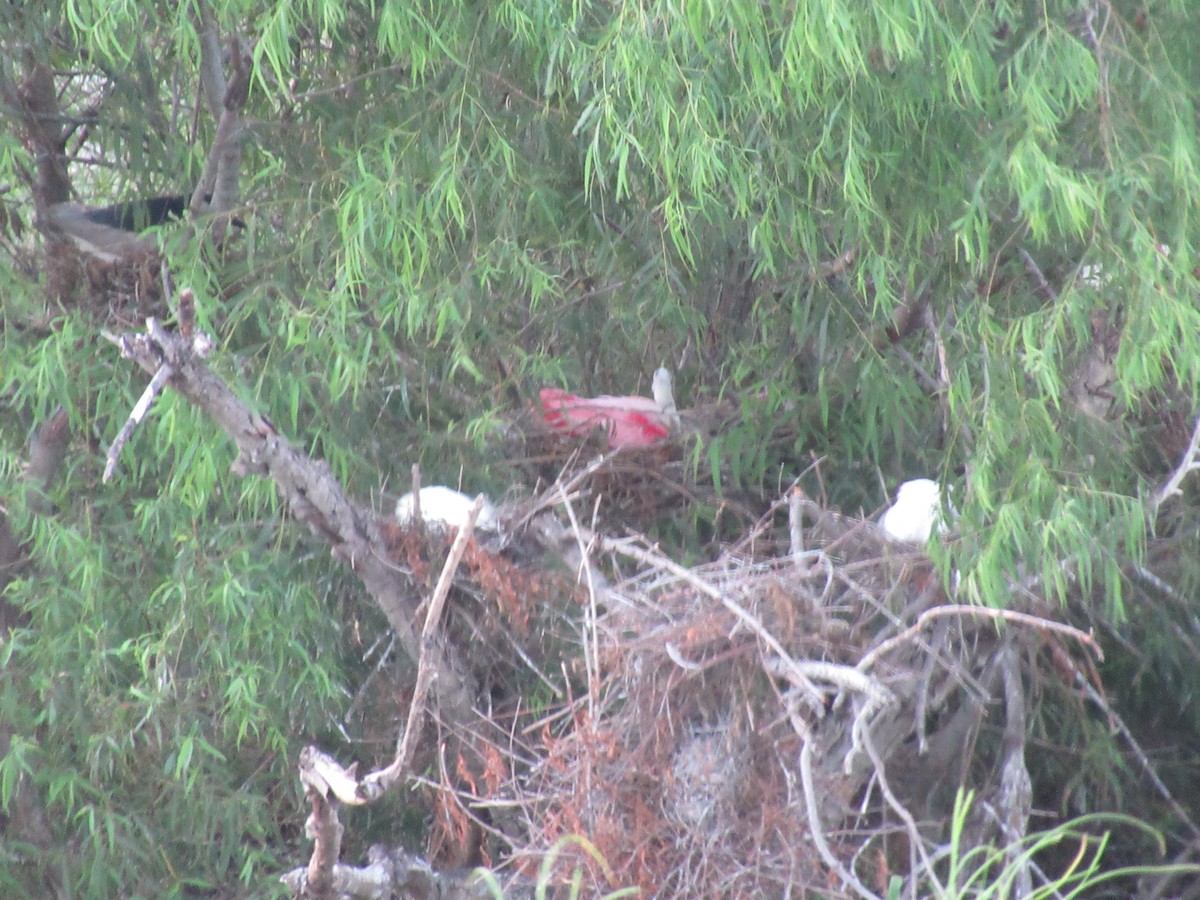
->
[2,0,1199,893]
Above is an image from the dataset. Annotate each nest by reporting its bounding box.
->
[424,461,1101,897]
[45,236,166,327]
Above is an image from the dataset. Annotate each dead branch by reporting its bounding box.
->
[1152,414,1200,519]
[107,314,480,738]
[300,747,346,896]
[281,843,499,899]
[361,497,484,801]
[102,314,212,483]
[799,736,879,900]
[996,637,1032,897]
[285,747,503,898]
[106,315,526,893]
[857,603,1102,673]
[861,724,944,897]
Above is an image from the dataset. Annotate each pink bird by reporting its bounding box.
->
[539,387,671,449]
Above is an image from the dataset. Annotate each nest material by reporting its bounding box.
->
[450,477,1091,897]
[45,236,165,326]
[357,450,1098,895]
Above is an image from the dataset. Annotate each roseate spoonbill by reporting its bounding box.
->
[539,368,678,449]
[880,478,946,544]
[395,486,499,532]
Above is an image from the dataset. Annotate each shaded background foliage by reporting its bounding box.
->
[3,0,1200,894]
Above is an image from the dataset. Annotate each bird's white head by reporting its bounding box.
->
[395,486,499,532]
[880,478,945,544]
[652,367,677,416]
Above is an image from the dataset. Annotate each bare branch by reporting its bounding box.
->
[299,746,346,894]
[1017,247,1056,302]
[996,638,1032,897]
[861,725,944,896]
[1063,643,1200,842]
[1152,414,1200,518]
[103,358,173,484]
[798,737,880,900]
[361,496,484,801]
[787,486,805,557]
[195,1,226,121]
[108,314,480,732]
[857,604,1102,673]
[190,26,250,233]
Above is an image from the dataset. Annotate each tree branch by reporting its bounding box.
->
[1152,414,1200,519]
[109,315,479,730]
[361,497,484,801]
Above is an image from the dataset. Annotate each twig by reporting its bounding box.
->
[510,449,617,535]
[410,464,422,523]
[892,344,942,395]
[862,725,944,897]
[788,486,805,557]
[360,495,485,802]
[604,533,827,709]
[343,634,396,727]
[103,314,214,483]
[858,604,1102,674]
[103,359,173,483]
[799,736,881,900]
[1017,247,1056,301]
[1066,648,1200,842]
[1152,414,1200,517]
[556,483,602,715]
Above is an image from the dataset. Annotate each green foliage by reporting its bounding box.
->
[894,789,1200,899]
[473,834,639,899]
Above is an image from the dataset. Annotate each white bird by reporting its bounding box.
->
[395,486,499,532]
[879,478,946,544]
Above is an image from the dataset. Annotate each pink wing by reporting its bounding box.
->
[540,388,669,448]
